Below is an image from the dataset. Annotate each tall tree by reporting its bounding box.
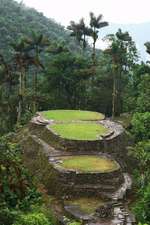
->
[0,54,16,132]
[11,39,29,123]
[23,32,49,113]
[89,12,108,65]
[67,19,91,52]
[45,51,93,109]
[78,18,92,50]
[67,21,83,47]
[144,42,150,55]
[104,29,138,118]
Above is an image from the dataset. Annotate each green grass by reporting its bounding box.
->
[59,155,119,172]
[50,122,109,140]
[41,110,104,121]
[65,197,105,214]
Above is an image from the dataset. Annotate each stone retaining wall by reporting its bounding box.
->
[20,113,135,223]
[28,118,130,169]
[41,124,127,162]
[47,159,124,197]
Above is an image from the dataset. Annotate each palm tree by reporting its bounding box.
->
[24,32,49,113]
[144,42,150,64]
[67,21,83,46]
[144,42,150,59]
[104,29,136,118]
[11,39,29,122]
[0,54,15,129]
[78,18,92,50]
[89,12,108,65]
[67,19,92,52]
[104,37,119,119]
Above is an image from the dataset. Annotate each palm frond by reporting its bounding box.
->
[98,21,109,28]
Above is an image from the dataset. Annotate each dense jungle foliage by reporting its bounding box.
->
[0,0,150,224]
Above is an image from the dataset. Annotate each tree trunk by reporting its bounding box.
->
[112,63,119,119]
[112,72,116,119]
[17,67,25,124]
[92,27,97,66]
[17,72,22,123]
[32,71,37,113]
[32,47,39,114]
[116,68,122,116]
[92,41,96,66]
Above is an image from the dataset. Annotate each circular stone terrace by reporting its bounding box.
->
[40,110,110,140]
[25,110,134,224]
[51,155,120,173]
[29,110,124,154]
[48,154,124,198]
[38,110,123,139]
[41,109,105,122]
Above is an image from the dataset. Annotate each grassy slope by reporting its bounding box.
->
[60,155,119,172]
[50,122,108,140]
[42,110,104,121]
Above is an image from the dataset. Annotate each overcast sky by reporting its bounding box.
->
[16,0,150,26]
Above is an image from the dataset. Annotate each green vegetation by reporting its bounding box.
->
[45,110,107,141]
[59,155,119,172]
[130,140,150,224]
[13,213,51,225]
[50,122,109,140]
[114,113,132,128]
[0,134,41,211]
[63,218,81,225]
[68,13,108,64]
[129,114,150,224]
[104,29,138,118]
[68,222,81,225]
[0,0,78,59]
[0,134,56,225]
[41,110,104,121]
[0,0,150,224]
[65,197,105,214]
[131,112,150,141]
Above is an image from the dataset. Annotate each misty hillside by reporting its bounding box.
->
[100,22,150,61]
[0,0,149,61]
[0,0,78,58]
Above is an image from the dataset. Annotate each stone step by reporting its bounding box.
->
[59,176,123,186]
[58,183,118,197]
[64,190,115,199]
[62,183,117,191]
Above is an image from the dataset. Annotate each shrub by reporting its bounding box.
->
[131,112,150,141]
[0,205,18,225]
[136,74,150,113]
[0,134,41,210]
[13,212,51,225]
[138,223,149,225]
[130,140,150,224]
[68,222,81,225]
[133,183,150,224]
